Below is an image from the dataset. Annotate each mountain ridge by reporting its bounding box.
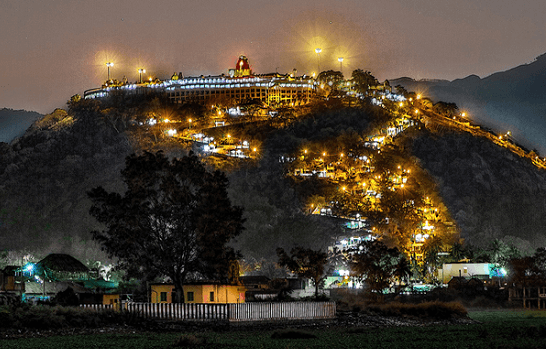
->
[390,51,546,154]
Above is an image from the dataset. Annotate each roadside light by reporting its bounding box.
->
[340,153,344,157]
[461,112,466,117]
[414,109,419,114]
[416,94,421,99]
[323,152,326,157]
[304,149,308,154]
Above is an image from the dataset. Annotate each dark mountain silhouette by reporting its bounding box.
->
[391,52,546,155]
[411,128,546,251]
[0,108,42,143]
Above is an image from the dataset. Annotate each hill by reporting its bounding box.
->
[1,89,546,265]
[411,128,546,252]
[391,52,546,155]
[0,108,42,143]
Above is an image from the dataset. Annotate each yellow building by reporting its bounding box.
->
[150,283,246,304]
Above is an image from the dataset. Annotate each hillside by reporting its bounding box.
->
[391,52,546,155]
[411,129,546,252]
[1,90,546,264]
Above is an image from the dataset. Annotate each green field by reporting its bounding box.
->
[5,310,546,349]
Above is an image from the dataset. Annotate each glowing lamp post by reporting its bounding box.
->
[338,57,344,73]
[138,68,146,84]
[315,48,322,73]
[106,62,114,81]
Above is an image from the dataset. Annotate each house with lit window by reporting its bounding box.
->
[150,282,246,304]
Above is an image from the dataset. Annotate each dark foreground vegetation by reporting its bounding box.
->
[4,301,546,349]
[3,308,546,348]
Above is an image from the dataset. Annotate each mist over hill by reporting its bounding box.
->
[391,52,546,155]
[0,108,42,143]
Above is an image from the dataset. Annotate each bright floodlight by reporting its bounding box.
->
[315,48,322,54]
[106,62,114,81]
[338,57,344,62]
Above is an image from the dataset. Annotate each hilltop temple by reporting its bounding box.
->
[84,55,315,107]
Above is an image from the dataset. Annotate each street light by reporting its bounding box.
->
[338,57,344,73]
[315,48,322,73]
[106,62,114,81]
[138,68,146,84]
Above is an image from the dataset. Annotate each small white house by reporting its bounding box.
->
[438,263,497,284]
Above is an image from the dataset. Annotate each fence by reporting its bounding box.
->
[81,301,336,322]
[228,302,336,322]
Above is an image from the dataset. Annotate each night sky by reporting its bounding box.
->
[1,0,544,114]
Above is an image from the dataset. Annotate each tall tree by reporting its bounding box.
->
[276,246,329,298]
[350,239,404,295]
[88,151,244,302]
[351,69,378,95]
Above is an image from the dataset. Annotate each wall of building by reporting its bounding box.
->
[150,284,246,303]
[184,284,246,304]
[150,284,175,303]
[439,263,493,284]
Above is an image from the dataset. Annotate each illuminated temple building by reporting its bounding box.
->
[84,55,315,107]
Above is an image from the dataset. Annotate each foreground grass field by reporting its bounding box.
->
[5,310,546,349]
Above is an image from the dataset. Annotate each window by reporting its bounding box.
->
[187,292,194,302]
[210,292,214,302]
[160,292,167,302]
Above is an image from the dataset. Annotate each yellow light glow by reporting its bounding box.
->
[340,153,344,157]
[414,109,419,114]
[323,152,326,156]
[416,94,421,99]
[315,48,322,54]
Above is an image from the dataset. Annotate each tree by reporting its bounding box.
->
[350,240,405,296]
[351,69,378,95]
[276,246,329,298]
[88,151,244,302]
[317,70,344,98]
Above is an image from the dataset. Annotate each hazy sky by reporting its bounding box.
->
[1,0,545,114]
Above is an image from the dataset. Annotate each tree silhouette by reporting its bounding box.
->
[276,246,329,298]
[88,151,244,302]
[350,239,404,295]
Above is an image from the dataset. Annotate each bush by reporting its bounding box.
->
[0,304,127,331]
[366,301,467,319]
